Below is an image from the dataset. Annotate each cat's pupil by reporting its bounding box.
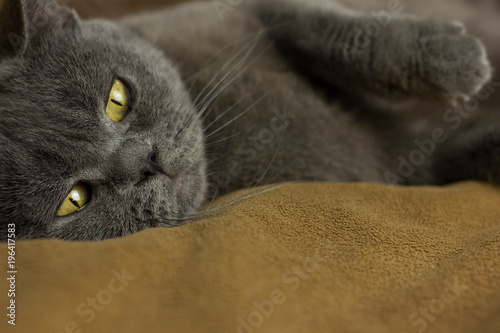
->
[69,198,81,209]
[111,99,123,107]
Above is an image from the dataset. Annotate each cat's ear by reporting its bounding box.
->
[0,0,28,58]
[0,0,80,59]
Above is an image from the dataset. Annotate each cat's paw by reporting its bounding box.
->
[416,22,492,104]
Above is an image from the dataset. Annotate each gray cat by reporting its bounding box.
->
[0,0,497,240]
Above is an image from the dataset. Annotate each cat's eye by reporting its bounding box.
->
[106,79,130,122]
[56,183,91,217]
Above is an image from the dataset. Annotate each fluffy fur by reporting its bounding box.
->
[0,0,497,240]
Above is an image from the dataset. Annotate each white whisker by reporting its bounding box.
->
[194,31,266,110]
[205,94,268,139]
[197,42,274,119]
[203,95,248,131]
[205,131,242,148]
[186,30,269,95]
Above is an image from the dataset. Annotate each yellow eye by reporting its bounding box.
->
[106,79,130,122]
[56,184,91,217]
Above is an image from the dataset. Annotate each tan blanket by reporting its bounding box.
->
[2,1,500,332]
[1,182,500,332]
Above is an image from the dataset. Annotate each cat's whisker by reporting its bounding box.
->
[207,155,226,162]
[207,151,236,156]
[185,29,274,97]
[205,94,268,139]
[192,32,265,107]
[196,42,274,119]
[183,183,290,222]
[216,125,287,207]
[205,131,242,148]
[169,89,206,143]
[189,122,289,221]
[185,188,268,220]
[175,27,279,147]
[184,35,249,85]
[191,47,247,107]
[174,72,264,150]
[189,72,288,221]
[203,185,220,214]
[200,101,217,124]
[194,31,266,110]
[190,178,293,221]
[188,23,289,101]
[149,139,291,223]
[248,119,287,189]
[203,95,248,131]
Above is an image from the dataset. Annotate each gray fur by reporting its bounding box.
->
[0,0,497,240]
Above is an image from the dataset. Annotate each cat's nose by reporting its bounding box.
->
[141,151,164,177]
[109,140,167,183]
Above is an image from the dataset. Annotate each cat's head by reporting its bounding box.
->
[0,0,207,240]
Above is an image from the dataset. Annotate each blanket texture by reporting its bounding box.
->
[1,182,500,332]
[2,0,500,332]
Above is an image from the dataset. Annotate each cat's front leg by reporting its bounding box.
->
[254,0,492,104]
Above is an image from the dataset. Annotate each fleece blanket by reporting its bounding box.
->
[1,182,500,332]
[2,0,500,332]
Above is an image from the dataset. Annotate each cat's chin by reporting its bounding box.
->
[173,173,188,192]
[174,162,207,211]
[144,158,207,225]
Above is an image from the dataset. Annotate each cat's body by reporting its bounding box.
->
[124,3,393,194]
[0,0,498,240]
[124,0,498,190]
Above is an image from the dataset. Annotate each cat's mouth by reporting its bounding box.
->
[173,174,186,191]
[172,161,205,195]
[136,159,204,195]
[134,163,188,188]
[131,154,206,226]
